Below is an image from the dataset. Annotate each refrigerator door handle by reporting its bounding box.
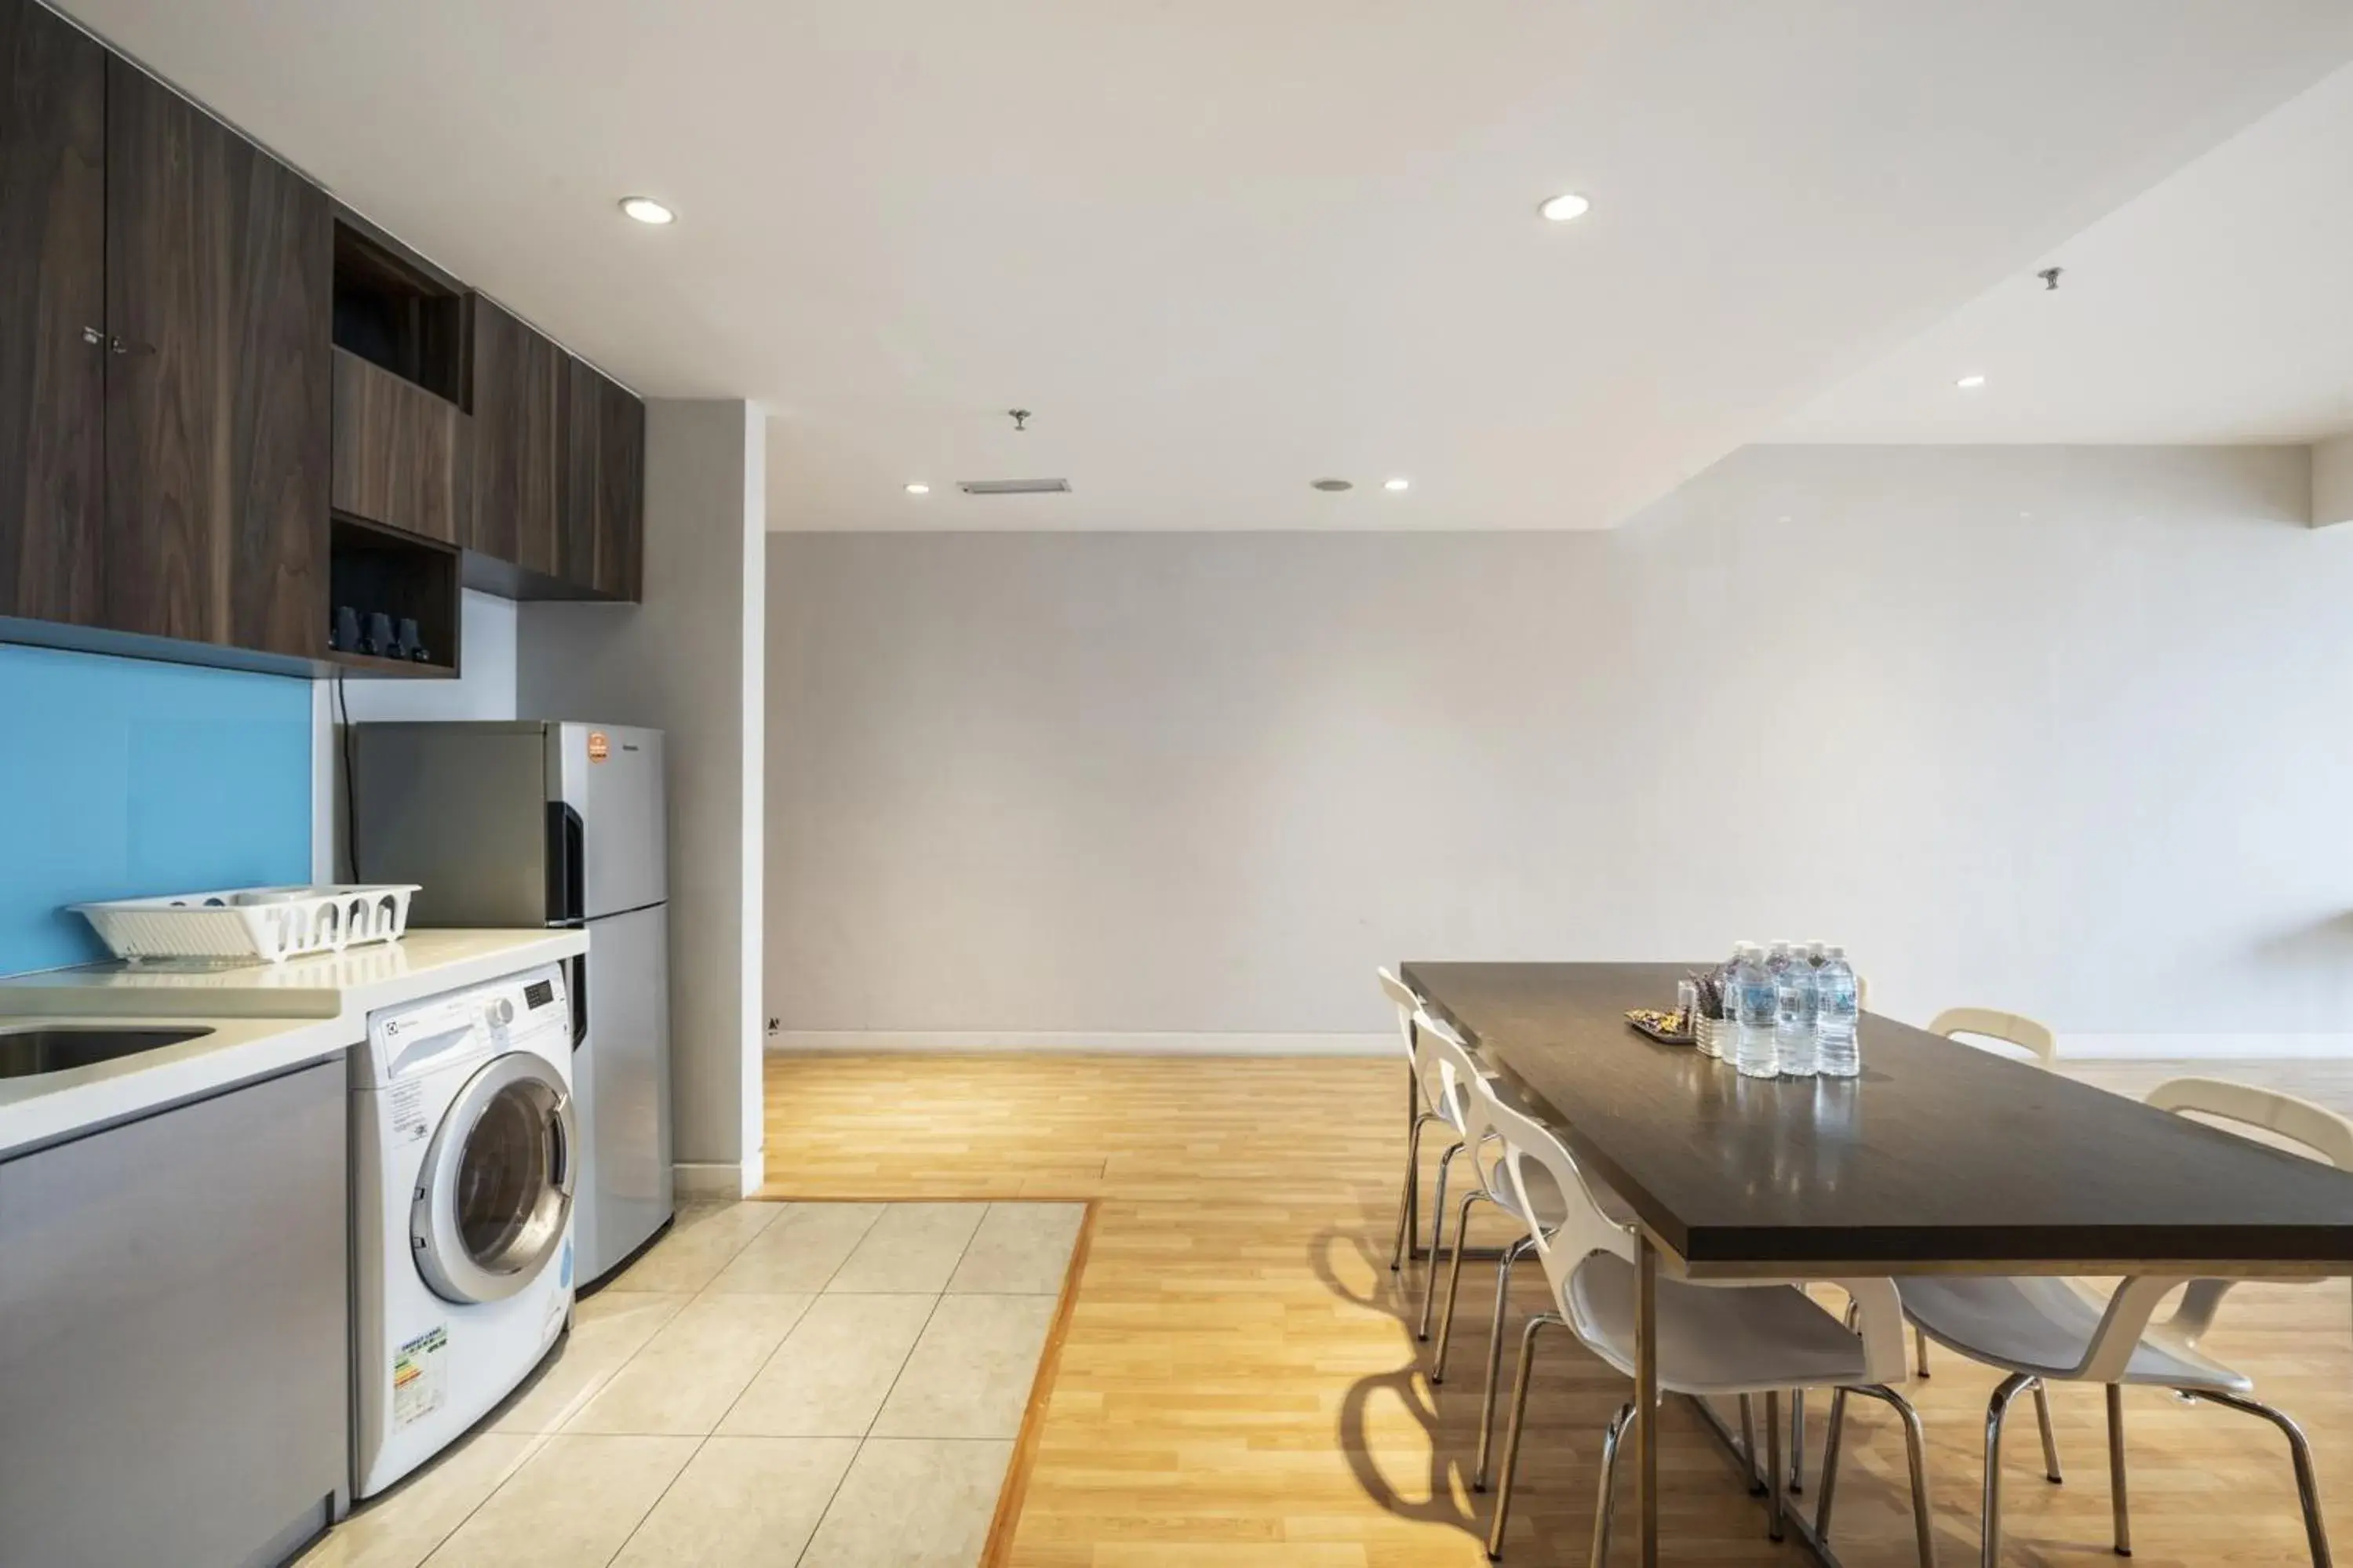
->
[545,803,585,925]
[570,954,588,1052]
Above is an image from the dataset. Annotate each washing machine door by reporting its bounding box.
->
[411,1052,577,1304]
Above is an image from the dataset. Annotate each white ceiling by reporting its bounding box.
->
[1778,58,2353,447]
[56,2,2353,530]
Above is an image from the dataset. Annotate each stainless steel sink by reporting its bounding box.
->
[0,1025,214,1079]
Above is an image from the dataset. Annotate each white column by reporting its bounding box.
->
[519,399,767,1196]
[2314,433,2353,529]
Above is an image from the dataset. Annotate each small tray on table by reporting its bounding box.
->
[1624,1009,1698,1046]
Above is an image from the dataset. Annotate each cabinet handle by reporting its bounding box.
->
[81,326,104,347]
[107,335,155,357]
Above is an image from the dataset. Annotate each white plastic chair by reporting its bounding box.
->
[1377,969,1473,1285]
[1929,1008,2057,1066]
[1412,1013,1640,1492]
[1908,1008,2065,1465]
[1477,1073,1936,1566]
[1868,1075,2347,1566]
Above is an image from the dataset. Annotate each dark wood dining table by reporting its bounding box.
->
[1403,961,2353,1568]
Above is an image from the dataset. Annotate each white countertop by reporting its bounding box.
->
[0,928,587,1158]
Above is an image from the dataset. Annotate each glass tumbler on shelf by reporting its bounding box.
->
[1675,980,1699,1041]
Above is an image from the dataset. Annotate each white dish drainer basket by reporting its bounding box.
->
[71,884,421,966]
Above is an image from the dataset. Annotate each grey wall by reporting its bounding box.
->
[526,400,767,1191]
[766,445,2353,1050]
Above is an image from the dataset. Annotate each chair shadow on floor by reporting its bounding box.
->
[1307,1219,1961,1566]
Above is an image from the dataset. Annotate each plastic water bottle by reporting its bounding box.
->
[1729,944,1779,1079]
[1816,946,1860,1078]
[1774,942,1819,1077]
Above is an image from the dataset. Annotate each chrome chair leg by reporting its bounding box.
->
[1790,1388,1808,1493]
[1430,1188,1492,1381]
[1816,1384,1938,1567]
[2180,1388,2333,1568]
[1416,1141,1463,1340]
[1484,1312,1563,1562]
[1588,1400,1637,1568]
[1473,1235,1535,1491]
[1917,1323,1933,1377]
[2032,1377,2064,1483]
[1817,1388,1850,1539]
[1389,1111,1437,1271]
[1765,1390,1787,1542]
[1737,1393,1768,1494]
[1983,1371,2036,1568]
[2107,1384,2131,1557]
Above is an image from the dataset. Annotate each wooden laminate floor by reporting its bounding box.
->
[763,1053,2353,1566]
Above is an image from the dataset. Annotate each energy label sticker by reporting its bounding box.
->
[393,1324,449,1428]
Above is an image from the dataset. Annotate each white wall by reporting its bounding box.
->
[340,590,519,723]
[766,444,2353,1057]
[523,400,767,1192]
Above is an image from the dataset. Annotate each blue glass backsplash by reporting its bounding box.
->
[0,644,312,975]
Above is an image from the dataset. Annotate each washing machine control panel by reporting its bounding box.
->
[369,963,570,1080]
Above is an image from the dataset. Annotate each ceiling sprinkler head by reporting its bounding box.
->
[2038,267,2063,291]
[1007,409,1032,432]
[1310,478,1353,493]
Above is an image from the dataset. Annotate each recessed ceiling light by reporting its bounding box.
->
[1955,373,1987,389]
[1538,192,1591,223]
[904,482,930,495]
[619,196,676,225]
[1384,478,1410,492]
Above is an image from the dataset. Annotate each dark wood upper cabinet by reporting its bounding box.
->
[592,369,644,600]
[0,0,105,628]
[467,295,559,577]
[3,6,633,673]
[557,354,643,600]
[331,347,469,545]
[103,56,331,659]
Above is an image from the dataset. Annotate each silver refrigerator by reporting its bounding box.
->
[350,720,674,1287]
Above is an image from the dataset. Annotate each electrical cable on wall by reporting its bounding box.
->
[336,668,360,882]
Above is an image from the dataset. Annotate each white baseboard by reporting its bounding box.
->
[2060,1033,2353,1061]
[768,1031,2353,1063]
[674,1161,752,1198]
[767,1030,1393,1058]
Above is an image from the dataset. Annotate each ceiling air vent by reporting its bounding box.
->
[957,478,1072,496]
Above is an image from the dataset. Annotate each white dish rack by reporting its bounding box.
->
[71,885,421,966]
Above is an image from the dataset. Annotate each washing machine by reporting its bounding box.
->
[353,963,578,1499]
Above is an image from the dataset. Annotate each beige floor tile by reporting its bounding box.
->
[609,1436,858,1567]
[717,1293,938,1437]
[487,1291,693,1434]
[707,1202,885,1294]
[871,1292,1056,1440]
[298,1434,542,1568]
[825,1202,987,1293]
[945,1202,1084,1295]
[565,1293,813,1435]
[602,1202,785,1293]
[421,1435,696,1568]
[796,1437,1011,1568]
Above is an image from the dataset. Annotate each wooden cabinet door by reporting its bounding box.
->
[556,351,599,588]
[331,347,469,544]
[104,58,330,658]
[0,0,106,626]
[593,371,643,600]
[556,354,643,601]
[468,295,559,573]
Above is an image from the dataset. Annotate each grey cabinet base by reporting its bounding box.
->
[0,1056,351,1567]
